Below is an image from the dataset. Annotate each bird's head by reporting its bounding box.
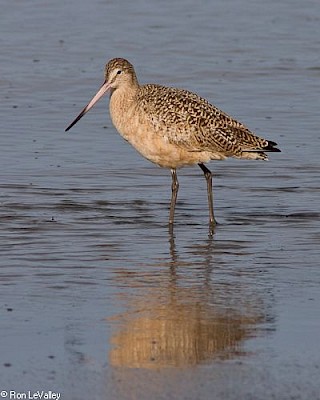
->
[65,58,137,132]
[104,58,137,90]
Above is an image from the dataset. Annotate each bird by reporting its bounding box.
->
[65,58,280,234]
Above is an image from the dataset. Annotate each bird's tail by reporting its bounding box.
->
[241,140,281,160]
[262,140,281,153]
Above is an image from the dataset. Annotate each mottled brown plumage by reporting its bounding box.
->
[66,58,281,233]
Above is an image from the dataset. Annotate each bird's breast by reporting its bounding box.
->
[111,108,211,168]
[109,90,215,168]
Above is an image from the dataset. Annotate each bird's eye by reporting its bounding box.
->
[117,70,122,75]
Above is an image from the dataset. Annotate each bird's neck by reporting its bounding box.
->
[109,83,139,135]
[110,82,138,109]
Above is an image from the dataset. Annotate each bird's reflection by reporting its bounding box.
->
[108,233,266,369]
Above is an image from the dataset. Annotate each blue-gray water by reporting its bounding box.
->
[1,0,320,399]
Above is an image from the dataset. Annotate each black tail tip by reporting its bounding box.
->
[266,140,281,152]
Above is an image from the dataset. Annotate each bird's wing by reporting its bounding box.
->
[137,84,268,155]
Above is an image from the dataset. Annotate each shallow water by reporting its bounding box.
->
[1,0,320,399]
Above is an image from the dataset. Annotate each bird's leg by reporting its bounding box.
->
[169,168,179,226]
[198,163,217,231]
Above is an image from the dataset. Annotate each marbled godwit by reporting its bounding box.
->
[66,58,280,233]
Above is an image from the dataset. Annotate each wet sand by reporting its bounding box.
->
[1,0,320,399]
